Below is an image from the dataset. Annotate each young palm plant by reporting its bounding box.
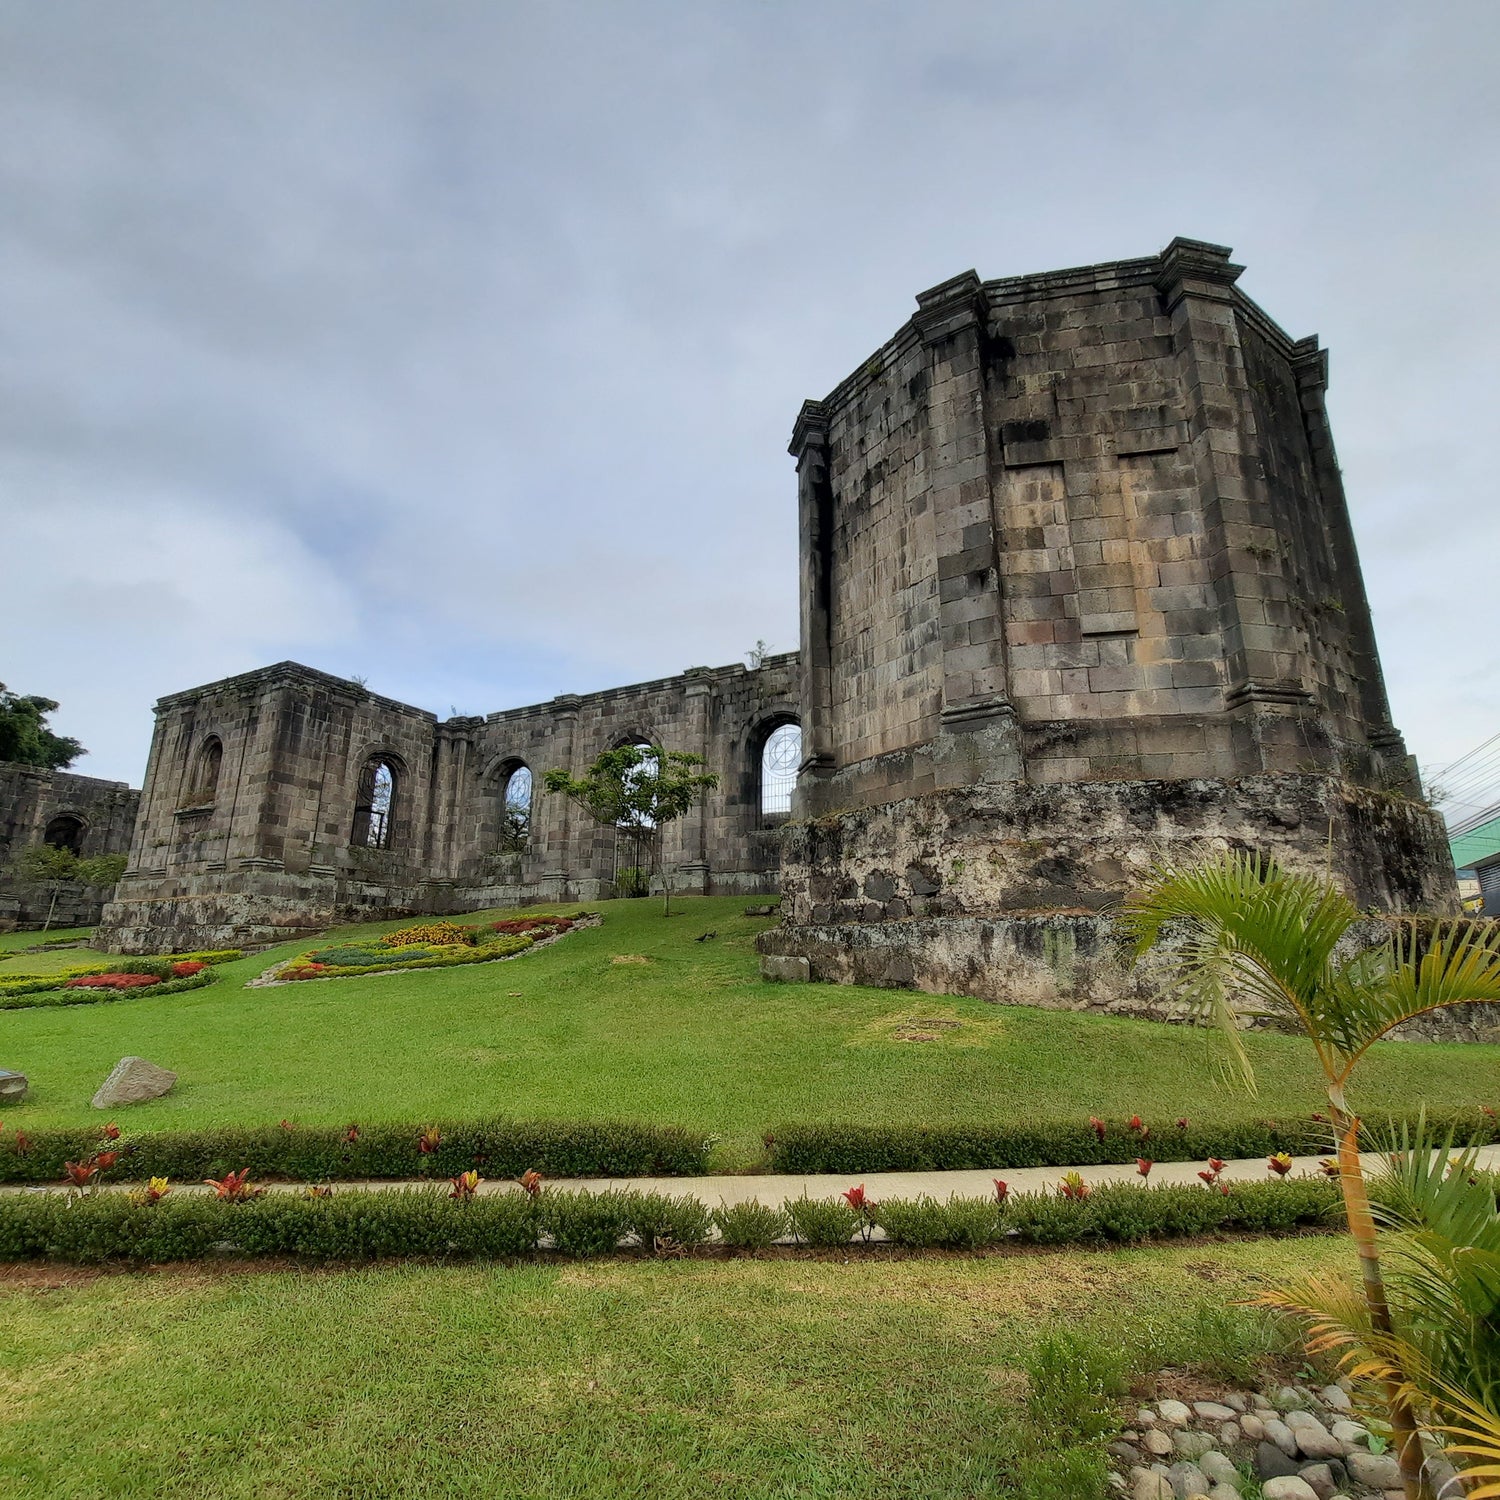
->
[1122,851,1500,1500]
[1260,1123,1500,1496]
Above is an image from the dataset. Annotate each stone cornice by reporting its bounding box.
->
[911,269,985,346]
[788,399,830,459]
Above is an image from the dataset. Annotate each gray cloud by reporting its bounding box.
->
[2,0,1496,805]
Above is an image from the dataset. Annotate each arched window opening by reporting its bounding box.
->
[192,737,223,802]
[618,740,659,831]
[499,763,532,851]
[352,757,397,850]
[43,814,85,856]
[760,721,802,819]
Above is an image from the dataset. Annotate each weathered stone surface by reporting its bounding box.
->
[1240,1413,1267,1442]
[1344,1450,1402,1489]
[1263,1417,1299,1458]
[1197,1451,1237,1486]
[1166,1460,1207,1498]
[1194,1403,1237,1423]
[1131,1470,1173,1500]
[1257,1441,1302,1479]
[1156,1400,1193,1429]
[0,1070,27,1103]
[1143,1429,1175,1458]
[1174,1432,1214,1461]
[759,955,809,984]
[91,1057,177,1108]
[1261,1479,1318,1500]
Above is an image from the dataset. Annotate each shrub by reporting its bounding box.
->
[711,1199,789,1249]
[765,1111,1500,1175]
[381,922,479,948]
[543,1190,634,1257]
[170,961,206,977]
[0,1176,1344,1265]
[491,914,574,936]
[877,1195,1001,1250]
[615,866,648,899]
[0,1118,712,1184]
[63,973,162,990]
[787,1195,859,1248]
[620,1190,713,1250]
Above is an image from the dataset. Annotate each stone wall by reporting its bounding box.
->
[767,237,1459,1018]
[98,654,800,953]
[0,761,140,929]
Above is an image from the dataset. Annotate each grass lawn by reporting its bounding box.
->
[1,896,1496,1167]
[0,1235,1344,1498]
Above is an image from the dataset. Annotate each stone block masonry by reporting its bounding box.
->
[98,655,801,954]
[764,236,1459,1016]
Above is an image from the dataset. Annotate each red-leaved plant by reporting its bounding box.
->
[1088,1116,1106,1142]
[1058,1171,1091,1201]
[843,1183,878,1242]
[206,1169,261,1202]
[517,1169,544,1198]
[62,1160,98,1190]
[417,1127,442,1156]
[993,1178,1008,1204]
[1268,1152,1294,1177]
[1136,1158,1153,1178]
[101,1122,121,1141]
[450,1170,481,1202]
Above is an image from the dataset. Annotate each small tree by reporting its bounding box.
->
[544,746,718,915]
[14,844,78,932]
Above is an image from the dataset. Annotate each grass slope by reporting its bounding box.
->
[0,1236,1341,1499]
[0,896,1496,1166]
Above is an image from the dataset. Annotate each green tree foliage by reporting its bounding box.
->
[0,685,84,769]
[11,846,125,933]
[544,745,718,915]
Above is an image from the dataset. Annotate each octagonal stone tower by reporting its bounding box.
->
[760,238,1457,1013]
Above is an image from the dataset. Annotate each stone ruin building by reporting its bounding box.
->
[96,237,1458,1011]
[0,762,139,930]
[96,655,799,952]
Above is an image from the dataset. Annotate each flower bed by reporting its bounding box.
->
[273,913,588,982]
[0,1175,1340,1265]
[0,950,237,1011]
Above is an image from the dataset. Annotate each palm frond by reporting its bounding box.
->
[1122,852,1360,1085]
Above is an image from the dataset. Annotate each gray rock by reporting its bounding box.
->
[1263,1418,1299,1459]
[1175,1431,1215,1460]
[1240,1413,1267,1442]
[1110,1441,1141,1462]
[1262,1479,1319,1500]
[1257,1441,1302,1480]
[1131,1470,1173,1500]
[1207,1487,1240,1500]
[1223,1393,1249,1413]
[91,1056,176,1108]
[1218,1422,1241,1450]
[1143,1429,1176,1458]
[1345,1450,1402,1489]
[1329,1420,1367,1449]
[759,955,808,983]
[1274,1387,1305,1410]
[1157,1399,1193,1428]
[1288,1417,1343,1461]
[0,1070,27,1102]
[1194,1402,1238,1423]
[1295,1463,1338,1499]
[742,904,777,917]
[1319,1385,1352,1412]
[1167,1461,1208,1498]
[1138,1409,1160,1429]
[1198,1452,1238,1487]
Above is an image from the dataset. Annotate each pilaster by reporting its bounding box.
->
[790,400,835,799]
[912,270,1022,784]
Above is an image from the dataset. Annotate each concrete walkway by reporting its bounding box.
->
[17,1147,1499,1202]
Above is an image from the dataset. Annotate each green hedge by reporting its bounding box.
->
[764,1110,1500,1174]
[0,1177,1340,1264]
[0,1119,712,1182]
[0,969,217,1012]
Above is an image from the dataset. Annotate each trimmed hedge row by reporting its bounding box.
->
[764,1110,1500,1174]
[0,1177,1341,1264]
[0,969,217,1012]
[0,1119,713,1183]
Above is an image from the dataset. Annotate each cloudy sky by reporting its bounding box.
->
[3,2,1498,815]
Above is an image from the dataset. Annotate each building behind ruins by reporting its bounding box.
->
[0,761,139,930]
[100,236,1458,998]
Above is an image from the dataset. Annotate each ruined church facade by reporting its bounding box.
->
[99,238,1456,974]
